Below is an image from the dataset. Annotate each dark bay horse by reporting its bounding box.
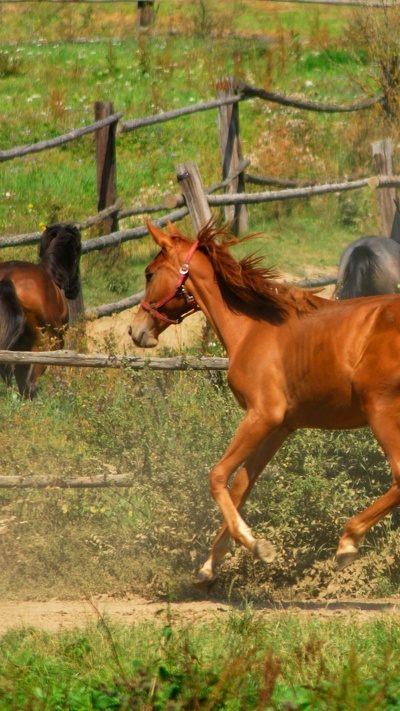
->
[335,235,400,299]
[0,223,81,398]
[129,220,400,586]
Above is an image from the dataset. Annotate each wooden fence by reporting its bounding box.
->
[1,82,399,327]
[1,75,399,487]
[1,77,397,313]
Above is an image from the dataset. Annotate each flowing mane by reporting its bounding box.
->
[195,222,321,323]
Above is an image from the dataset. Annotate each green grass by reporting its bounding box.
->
[1,7,400,703]
[1,611,400,709]
[0,0,390,310]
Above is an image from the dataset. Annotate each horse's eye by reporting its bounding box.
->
[145,272,153,284]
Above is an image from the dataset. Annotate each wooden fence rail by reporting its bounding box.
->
[0,350,229,370]
[0,83,381,165]
[0,474,135,489]
[2,174,398,252]
[0,113,123,164]
[0,77,393,318]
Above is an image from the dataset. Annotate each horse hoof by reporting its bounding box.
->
[336,551,358,571]
[194,569,218,590]
[253,539,277,564]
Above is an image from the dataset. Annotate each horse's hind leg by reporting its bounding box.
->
[0,364,13,388]
[14,363,45,399]
[196,426,289,587]
[336,410,400,569]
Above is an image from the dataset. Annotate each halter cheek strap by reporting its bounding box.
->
[140,240,200,325]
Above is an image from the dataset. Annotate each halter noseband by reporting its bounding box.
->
[140,240,200,325]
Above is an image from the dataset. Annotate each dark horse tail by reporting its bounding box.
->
[0,278,25,349]
[337,245,381,299]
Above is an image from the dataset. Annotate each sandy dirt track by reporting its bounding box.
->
[1,596,400,635]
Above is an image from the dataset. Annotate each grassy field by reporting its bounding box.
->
[2,3,400,707]
[0,0,394,304]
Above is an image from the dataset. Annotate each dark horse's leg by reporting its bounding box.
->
[196,426,289,586]
[0,278,25,390]
[14,363,44,399]
[15,328,64,399]
[336,402,400,569]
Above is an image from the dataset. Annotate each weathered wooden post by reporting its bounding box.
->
[95,101,118,235]
[138,0,154,28]
[216,76,247,235]
[67,247,85,334]
[67,291,84,332]
[175,162,212,233]
[372,139,397,237]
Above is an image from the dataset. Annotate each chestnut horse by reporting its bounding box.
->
[0,223,81,398]
[129,220,400,586]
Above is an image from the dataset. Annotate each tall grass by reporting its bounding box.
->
[1,611,400,710]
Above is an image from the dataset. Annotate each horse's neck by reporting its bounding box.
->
[188,260,254,356]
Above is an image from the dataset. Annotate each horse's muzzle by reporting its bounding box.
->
[128,324,158,348]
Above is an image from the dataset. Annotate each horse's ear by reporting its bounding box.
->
[166,220,184,238]
[146,221,174,251]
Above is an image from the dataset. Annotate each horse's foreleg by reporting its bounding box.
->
[196,427,288,587]
[24,364,46,399]
[17,326,64,398]
[198,412,286,582]
[336,415,400,569]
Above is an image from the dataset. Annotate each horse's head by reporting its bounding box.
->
[129,221,199,348]
[39,223,82,299]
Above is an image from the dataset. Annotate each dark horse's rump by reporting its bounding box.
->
[0,223,81,398]
[336,236,400,299]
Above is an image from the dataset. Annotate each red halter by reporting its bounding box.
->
[140,240,200,325]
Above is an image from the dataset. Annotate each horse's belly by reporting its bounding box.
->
[283,366,367,430]
[285,400,367,430]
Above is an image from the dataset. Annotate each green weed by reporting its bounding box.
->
[1,613,400,709]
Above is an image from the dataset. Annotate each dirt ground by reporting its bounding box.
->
[87,306,207,355]
[1,596,400,634]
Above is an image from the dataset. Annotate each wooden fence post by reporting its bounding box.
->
[175,162,212,233]
[216,76,248,235]
[95,101,119,235]
[67,290,85,332]
[372,139,397,237]
[138,0,154,28]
